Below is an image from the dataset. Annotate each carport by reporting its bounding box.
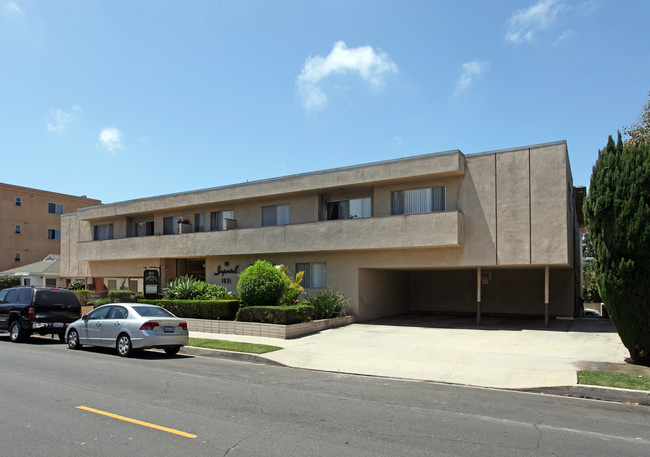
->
[358,266,577,325]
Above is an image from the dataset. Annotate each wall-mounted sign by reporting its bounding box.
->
[214,264,240,287]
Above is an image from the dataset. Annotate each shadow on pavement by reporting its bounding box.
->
[362,313,618,333]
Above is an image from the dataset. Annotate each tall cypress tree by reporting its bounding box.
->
[584,133,650,365]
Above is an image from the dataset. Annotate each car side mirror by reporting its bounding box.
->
[82,315,89,322]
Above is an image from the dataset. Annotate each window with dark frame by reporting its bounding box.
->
[15,225,21,234]
[48,203,64,214]
[48,229,61,240]
[391,186,445,215]
[295,262,327,288]
[14,253,20,262]
[262,204,289,226]
[15,197,21,206]
[135,221,154,237]
[93,223,114,240]
[210,210,234,231]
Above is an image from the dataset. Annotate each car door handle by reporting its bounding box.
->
[95,322,102,327]
[114,322,121,326]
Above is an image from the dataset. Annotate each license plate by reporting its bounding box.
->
[53,323,64,328]
[163,326,174,333]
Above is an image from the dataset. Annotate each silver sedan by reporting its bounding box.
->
[65,303,189,357]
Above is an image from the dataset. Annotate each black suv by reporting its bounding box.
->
[0,287,81,342]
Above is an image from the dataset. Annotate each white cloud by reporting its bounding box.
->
[296,41,398,112]
[505,0,565,44]
[553,29,575,46]
[3,1,23,16]
[99,127,124,153]
[454,59,489,96]
[47,108,76,134]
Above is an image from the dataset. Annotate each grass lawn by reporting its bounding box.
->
[187,338,282,354]
[578,370,650,391]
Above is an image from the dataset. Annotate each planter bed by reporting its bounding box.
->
[185,315,357,339]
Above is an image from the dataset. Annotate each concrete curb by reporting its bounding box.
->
[179,346,286,367]
[518,385,650,405]
[180,346,650,406]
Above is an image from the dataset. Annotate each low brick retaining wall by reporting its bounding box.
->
[186,315,357,339]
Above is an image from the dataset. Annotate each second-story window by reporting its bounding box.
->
[15,197,21,206]
[163,216,185,234]
[391,186,445,215]
[195,213,206,232]
[210,210,234,231]
[262,204,289,226]
[15,225,21,234]
[327,197,371,220]
[94,223,114,241]
[135,221,154,237]
[48,229,61,240]
[48,203,64,214]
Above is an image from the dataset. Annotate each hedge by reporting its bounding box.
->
[235,304,314,324]
[72,289,93,306]
[138,299,241,320]
[108,290,135,303]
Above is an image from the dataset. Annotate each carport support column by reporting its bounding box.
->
[544,266,550,327]
[476,267,482,325]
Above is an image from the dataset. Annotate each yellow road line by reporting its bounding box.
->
[76,406,197,438]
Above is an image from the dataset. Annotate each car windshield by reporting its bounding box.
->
[132,306,176,318]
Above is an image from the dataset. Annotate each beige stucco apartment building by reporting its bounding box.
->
[60,141,583,322]
[0,183,101,278]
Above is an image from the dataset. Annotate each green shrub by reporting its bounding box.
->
[235,304,314,324]
[164,275,232,300]
[237,260,285,307]
[301,289,349,320]
[108,289,134,303]
[90,298,111,308]
[73,289,93,306]
[277,265,304,306]
[67,279,86,290]
[139,299,241,320]
[0,275,20,290]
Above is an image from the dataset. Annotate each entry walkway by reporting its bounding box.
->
[190,315,638,389]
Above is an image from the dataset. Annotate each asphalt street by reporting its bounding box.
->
[1,335,649,457]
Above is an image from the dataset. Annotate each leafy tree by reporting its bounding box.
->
[0,275,20,289]
[584,133,650,365]
[623,91,650,145]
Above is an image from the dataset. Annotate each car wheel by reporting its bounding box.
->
[9,321,28,343]
[67,329,82,350]
[164,346,181,356]
[116,333,133,357]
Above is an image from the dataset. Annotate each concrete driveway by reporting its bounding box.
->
[192,315,638,389]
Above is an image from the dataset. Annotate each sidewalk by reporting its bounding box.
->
[185,315,650,404]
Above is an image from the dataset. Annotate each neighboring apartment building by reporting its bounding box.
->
[60,141,583,322]
[0,183,101,274]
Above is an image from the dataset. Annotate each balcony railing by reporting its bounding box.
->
[77,211,463,261]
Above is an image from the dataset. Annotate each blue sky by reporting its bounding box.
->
[1,0,648,204]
